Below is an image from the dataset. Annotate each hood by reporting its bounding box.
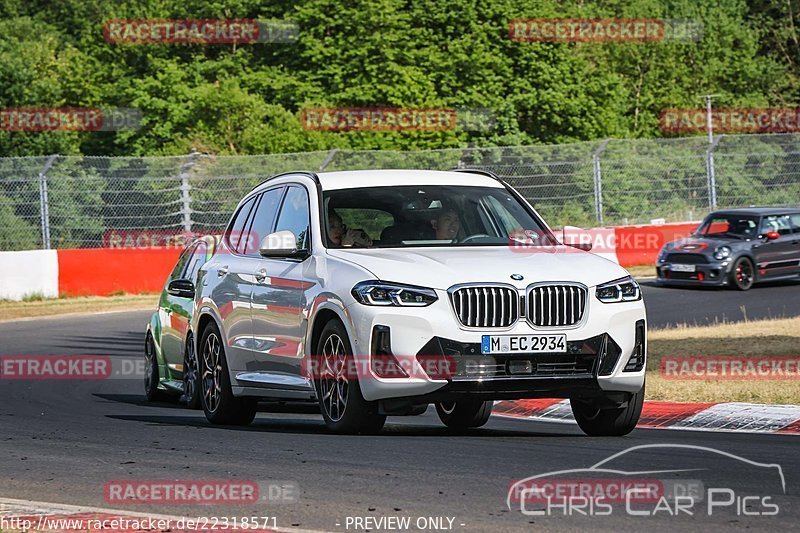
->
[327,246,628,290]
[663,235,747,254]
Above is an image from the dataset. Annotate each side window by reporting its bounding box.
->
[182,241,208,282]
[245,187,285,255]
[274,186,311,251]
[225,196,257,254]
[760,215,793,236]
[790,213,800,234]
[169,244,196,280]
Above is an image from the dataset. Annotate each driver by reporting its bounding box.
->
[328,208,372,247]
[431,207,461,240]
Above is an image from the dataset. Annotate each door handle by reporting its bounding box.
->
[218,266,229,277]
[255,268,268,282]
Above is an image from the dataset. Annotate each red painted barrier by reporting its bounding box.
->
[614,222,697,267]
[57,248,181,296]
[50,221,701,297]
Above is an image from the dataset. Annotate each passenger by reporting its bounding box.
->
[328,208,372,247]
[430,207,461,240]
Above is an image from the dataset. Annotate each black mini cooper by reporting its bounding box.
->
[656,208,800,290]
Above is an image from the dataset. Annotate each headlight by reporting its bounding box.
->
[595,276,641,303]
[713,246,731,260]
[352,281,438,307]
[657,249,668,262]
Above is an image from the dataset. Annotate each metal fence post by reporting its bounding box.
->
[38,154,59,249]
[592,139,611,226]
[319,148,340,172]
[706,135,723,210]
[179,151,198,233]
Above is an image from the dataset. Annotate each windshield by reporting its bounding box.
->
[696,214,759,238]
[322,185,555,248]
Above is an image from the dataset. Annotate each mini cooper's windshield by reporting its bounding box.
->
[322,185,556,248]
[696,214,759,239]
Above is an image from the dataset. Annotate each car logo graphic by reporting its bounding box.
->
[511,274,524,280]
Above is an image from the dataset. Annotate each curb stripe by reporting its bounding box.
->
[494,399,800,434]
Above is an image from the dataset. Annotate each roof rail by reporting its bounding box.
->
[250,170,320,192]
[451,167,503,182]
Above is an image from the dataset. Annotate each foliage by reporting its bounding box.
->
[0,0,796,156]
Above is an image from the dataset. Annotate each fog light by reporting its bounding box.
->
[623,320,646,372]
[371,326,408,378]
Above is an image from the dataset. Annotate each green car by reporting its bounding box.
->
[144,235,219,408]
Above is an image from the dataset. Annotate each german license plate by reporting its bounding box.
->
[481,334,566,354]
[671,263,696,272]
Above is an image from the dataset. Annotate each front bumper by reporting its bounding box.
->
[656,259,732,286]
[345,286,647,402]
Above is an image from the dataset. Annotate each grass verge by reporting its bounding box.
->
[647,316,800,404]
[0,293,158,321]
[626,264,656,279]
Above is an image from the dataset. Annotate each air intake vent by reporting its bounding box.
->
[528,284,586,327]
[450,286,519,328]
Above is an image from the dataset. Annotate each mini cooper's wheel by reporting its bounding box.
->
[314,320,385,434]
[730,257,755,291]
[435,400,492,430]
[181,332,201,410]
[570,385,645,437]
[200,322,256,426]
[144,332,168,401]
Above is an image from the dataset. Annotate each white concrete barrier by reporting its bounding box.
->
[0,250,59,300]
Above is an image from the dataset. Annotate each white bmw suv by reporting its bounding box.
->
[191,169,647,435]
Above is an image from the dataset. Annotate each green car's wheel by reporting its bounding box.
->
[144,332,168,402]
[182,332,201,409]
[435,400,492,430]
[200,322,256,425]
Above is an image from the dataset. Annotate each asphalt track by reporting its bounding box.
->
[641,278,800,327]
[1,282,800,532]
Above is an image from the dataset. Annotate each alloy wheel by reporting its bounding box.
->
[144,335,156,392]
[736,260,754,289]
[438,401,456,415]
[319,334,349,422]
[183,334,198,404]
[201,332,223,413]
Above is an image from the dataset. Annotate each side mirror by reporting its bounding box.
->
[766,230,780,241]
[562,226,593,252]
[167,279,195,299]
[260,230,305,258]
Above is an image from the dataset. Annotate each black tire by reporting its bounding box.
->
[144,332,169,401]
[314,319,386,434]
[181,332,201,410]
[570,385,645,437]
[199,322,257,426]
[435,399,493,430]
[729,256,755,291]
